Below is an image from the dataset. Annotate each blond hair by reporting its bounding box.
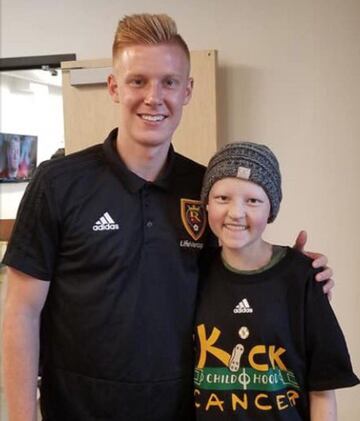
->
[112,14,190,61]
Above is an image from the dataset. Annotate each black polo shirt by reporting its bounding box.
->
[4,129,212,420]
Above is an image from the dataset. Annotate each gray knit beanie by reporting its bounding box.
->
[201,142,282,223]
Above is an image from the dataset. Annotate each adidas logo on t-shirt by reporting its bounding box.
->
[233,298,253,314]
[92,212,119,231]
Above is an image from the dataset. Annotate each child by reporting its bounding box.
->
[194,142,359,420]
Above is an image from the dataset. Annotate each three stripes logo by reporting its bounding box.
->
[92,212,119,231]
[233,298,253,314]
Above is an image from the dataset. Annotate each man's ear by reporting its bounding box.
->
[183,77,194,105]
[107,74,120,103]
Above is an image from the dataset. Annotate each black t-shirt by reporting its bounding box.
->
[194,247,359,420]
[4,129,214,421]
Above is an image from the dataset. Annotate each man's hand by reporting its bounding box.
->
[293,230,334,300]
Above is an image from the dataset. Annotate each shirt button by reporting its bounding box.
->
[146,220,153,228]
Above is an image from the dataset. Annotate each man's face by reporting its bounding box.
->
[7,137,21,172]
[108,43,193,149]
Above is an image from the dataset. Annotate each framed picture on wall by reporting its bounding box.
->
[0,132,38,182]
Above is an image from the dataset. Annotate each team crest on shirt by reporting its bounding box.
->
[180,198,206,241]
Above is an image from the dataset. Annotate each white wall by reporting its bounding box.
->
[0,73,64,217]
[1,0,359,418]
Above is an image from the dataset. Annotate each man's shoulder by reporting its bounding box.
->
[173,151,206,178]
[36,143,105,184]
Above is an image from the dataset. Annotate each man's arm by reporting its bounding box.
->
[310,390,337,421]
[2,267,49,421]
[293,230,334,298]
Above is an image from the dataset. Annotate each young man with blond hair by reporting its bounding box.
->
[2,14,333,421]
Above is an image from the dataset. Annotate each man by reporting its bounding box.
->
[18,136,35,179]
[5,135,21,179]
[0,133,6,177]
[2,14,333,421]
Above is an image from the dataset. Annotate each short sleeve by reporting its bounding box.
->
[3,163,60,280]
[305,273,359,391]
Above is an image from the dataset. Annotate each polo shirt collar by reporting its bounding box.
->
[103,128,175,193]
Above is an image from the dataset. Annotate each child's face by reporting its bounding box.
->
[207,177,271,253]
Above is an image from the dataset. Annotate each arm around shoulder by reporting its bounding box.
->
[310,390,337,421]
[293,230,334,297]
[2,267,49,421]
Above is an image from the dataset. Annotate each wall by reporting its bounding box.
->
[1,0,359,418]
[0,73,64,217]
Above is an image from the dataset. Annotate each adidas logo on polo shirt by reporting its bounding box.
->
[233,298,253,314]
[92,212,119,231]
